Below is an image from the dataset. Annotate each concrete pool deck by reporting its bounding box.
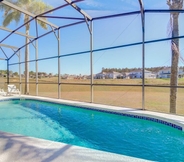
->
[0,131,151,162]
[0,95,184,162]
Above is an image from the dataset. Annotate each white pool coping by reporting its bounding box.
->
[0,95,184,162]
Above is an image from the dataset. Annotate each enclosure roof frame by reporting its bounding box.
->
[0,0,86,60]
[0,43,19,60]
[0,26,35,39]
[0,0,184,61]
[0,0,58,28]
[64,0,92,20]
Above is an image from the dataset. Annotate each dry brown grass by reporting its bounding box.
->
[1,77,184,115]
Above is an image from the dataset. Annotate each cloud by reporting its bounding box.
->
[43,0,102,8]
[81,0,102,8]
[43,0,103,11]
[120,0,140,8]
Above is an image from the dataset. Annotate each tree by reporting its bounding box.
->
[29,71,35,78]
[167,0,183,113]
[0,0,52,94]
[13,72,18,76]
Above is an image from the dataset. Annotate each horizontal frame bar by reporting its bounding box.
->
[9,35,184,66]
[6,81,184,89]
[145,9,184,13]
[93,11,141,20]
[0,26,35,38]
[39,15,85,21]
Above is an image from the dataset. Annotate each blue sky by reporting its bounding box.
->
[0,0,184,75]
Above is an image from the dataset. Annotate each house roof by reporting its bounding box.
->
[130,69,152,73]
[159,67,171,71]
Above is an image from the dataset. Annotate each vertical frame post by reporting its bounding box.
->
[35,40,38,96]
[139,0,145,110]
[142,12,145,110]
[19,51,22,94]
[7,59,9,85]
[35,19,39,96]
[58,30,61,99]
[90,21,94,103]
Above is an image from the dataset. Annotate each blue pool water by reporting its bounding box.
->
[0,99,184,161]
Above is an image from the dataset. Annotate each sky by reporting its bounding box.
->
[0,0,184,75]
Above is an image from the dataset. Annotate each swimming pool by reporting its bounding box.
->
[0,98,184,161]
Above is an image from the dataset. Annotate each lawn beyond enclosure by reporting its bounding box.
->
[4,77,184,115]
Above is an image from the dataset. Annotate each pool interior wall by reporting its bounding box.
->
[0,95,184,162]
[1,95,184,131]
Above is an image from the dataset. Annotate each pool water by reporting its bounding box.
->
[0,99,184,161]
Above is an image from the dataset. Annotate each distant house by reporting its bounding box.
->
[86,74,95,79]
[179,68,184,78]
[158,67,184,78]
[94,72,106,79]
[106,71,122,79]
[129,69,156,79]
[122,72,130,79]
[157,67,171,78]
[94,71,123,79]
